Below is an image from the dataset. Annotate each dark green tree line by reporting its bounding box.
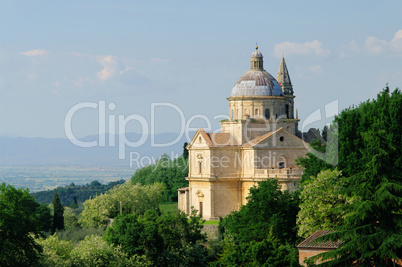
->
[130,154,188,202]
[298,87,402,266]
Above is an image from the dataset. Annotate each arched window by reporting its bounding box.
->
[265,109,270,119]
[285,105,289,119]
[231,109,234,119]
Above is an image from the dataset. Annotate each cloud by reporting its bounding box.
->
[365,29,402,54]
[119,65,133,75]
[391,30,402,51]
[274,40,330,58]
[20,49,49,57]
[96,55,119,81]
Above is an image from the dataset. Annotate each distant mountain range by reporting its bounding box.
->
[0,132,192,168]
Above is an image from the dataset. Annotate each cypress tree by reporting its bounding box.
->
[183,142,189,160]
[52,193,64,232]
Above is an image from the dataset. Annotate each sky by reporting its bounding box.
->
[1,0,402,140]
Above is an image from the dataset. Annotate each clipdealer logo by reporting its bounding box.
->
[64,99,339,168]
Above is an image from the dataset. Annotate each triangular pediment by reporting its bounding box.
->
[244,127,309,149]
[187,129,213,149]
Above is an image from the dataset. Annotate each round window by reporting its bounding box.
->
[279,136,284,142]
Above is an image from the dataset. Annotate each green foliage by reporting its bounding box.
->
[37,234,74,266]
[224,179,299,244]
[31,179,126,206]
[52,193,64,232]
[297,169,357,238]
[38,234,133,266]
[300,87,402,265]
[55,227,105,245]
[70,235,133,266]
[0,182,49,266]
[79,182,164,228]
[104,208,207,266]
[216,179,300,266]
[35,203,53,232]
[63,207,80,230]
[183,142,189,160]
[321,125,328,141]
[325,88,402,265]
[130,154,188,202]
[296,139,334,183]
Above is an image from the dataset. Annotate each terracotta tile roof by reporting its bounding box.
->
[297,230,341,249]
[243,127,281,147]
[198,129,214,147]
[206,133,240,147]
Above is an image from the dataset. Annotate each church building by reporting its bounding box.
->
[178,47,315,220]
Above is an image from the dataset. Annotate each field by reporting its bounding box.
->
[0,165,134,192]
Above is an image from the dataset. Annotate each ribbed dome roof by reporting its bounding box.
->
[231,48,284,97]
[251,50,263,57]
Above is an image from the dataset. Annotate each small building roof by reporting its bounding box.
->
[297,230,341,249]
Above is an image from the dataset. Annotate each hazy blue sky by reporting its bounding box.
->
[1,0,401,139]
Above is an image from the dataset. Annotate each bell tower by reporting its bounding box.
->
[276,57,295,120]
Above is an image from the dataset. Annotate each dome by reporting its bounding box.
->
[231,48,284,97]
[251,50,263,57]
[231,70,283,96]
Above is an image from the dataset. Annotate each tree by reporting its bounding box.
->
[130,154,189,202]
[52,193,64,232]
[79,182,164,228]
[35,203,53,232]
[70,235,132,267]
[321,125,328,141]
[224,179,299,244]
[298,87,402,265]
[70,196,78,209]
[183,142,189,160]
[0,182,49,266]
[104,208,207,266]
[63,207,80,230]
[296,139,334,183]
[37,234,74,266]
[216,179,300,266]
[297,168,357,238]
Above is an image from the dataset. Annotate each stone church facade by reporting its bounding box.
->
[178,47,314,220]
